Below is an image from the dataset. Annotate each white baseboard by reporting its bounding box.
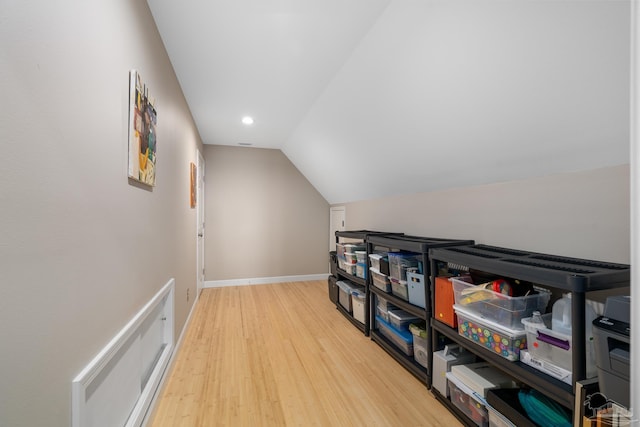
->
[141,288,199,426]
[204,273,329,288]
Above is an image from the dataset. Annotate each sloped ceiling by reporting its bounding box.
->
[148,0,630,204]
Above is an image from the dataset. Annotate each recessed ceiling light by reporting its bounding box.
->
[242,116,254,125]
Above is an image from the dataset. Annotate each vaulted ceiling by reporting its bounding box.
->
[147,0,630,204]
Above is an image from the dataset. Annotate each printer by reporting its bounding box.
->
[592,296,630,408]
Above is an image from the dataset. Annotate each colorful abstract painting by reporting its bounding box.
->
[128,70,157,186]
[190,162,197,208]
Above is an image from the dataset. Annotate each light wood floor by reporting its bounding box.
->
[149,280,462,426]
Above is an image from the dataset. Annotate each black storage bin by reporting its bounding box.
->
[328,275,338,304]
[486,389,538,427]
[329,251,337,277]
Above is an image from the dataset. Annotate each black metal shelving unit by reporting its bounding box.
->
[366,234,474,386]
[428,244,630,426]
[333,230,401,336]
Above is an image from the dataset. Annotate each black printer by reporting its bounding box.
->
[592,295,630,408]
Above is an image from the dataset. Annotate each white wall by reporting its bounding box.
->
[204,145,329,280]
[0,1,202,426]
[340,165,630,264]
[284,0,630,205]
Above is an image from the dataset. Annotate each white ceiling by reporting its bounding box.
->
[147,0,630,204]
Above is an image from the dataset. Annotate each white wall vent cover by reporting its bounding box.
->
[72,279,175,427]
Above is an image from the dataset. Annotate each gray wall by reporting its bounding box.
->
[204,145,329,280]
[340,165,630,264]
[0,1,202,426]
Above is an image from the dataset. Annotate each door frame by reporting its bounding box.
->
[196,149,205,298]
[329,206,346,251]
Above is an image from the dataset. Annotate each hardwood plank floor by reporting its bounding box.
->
[149,280,462,426]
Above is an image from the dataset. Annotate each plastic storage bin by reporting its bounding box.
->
[454,304,527,361]
[388,252,421,281]
[328,275,338,304]
[344,252,358,265]
[369,253,386,271]
[375,315,413,356]
[407,270,425,308]
[336,281,353,312]
[521,312,597,379]
[390,277,409,301]
[336,281,363,313]
[351,289,366,324]
[375,296,397,322]
[343,262,356,276]
[356,262,367,279]
[487,405,515,427]
[355,250,367,264]
[451,277,551,329]
[388,309,420,331]
[371,268,391,292]
[409,323,429,369]
[336,243,346,259]
[447,373,489,427]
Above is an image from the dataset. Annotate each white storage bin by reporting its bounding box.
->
[344,252,358,265]
[343,262,356,275]
[409,323,429,369]
[355,250,367,264]
[369,253,385,271]
[390,277,409,301]
[521,312,597,378]
[371,268,391,292]
[336,281,352,312]
[356,262,367,279]
[351,289,366,324]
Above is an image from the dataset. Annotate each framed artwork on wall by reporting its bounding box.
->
[127,70,157,186]
[190,162,197,208]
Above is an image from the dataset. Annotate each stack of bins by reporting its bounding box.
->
[387,253,421,302]
[450,277,550,362]
[375,306,420,357]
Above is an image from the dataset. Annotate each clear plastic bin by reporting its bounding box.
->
[387,252,421,281]
[375,295,397,322]
[370,268,391,292]
[336,281,354,312]
[390,277,409,301]
[454,304,527,361]
[451,277,550,329]
[351,290,366,324]
[342,262,356,276]
[355,250,367,264]
[487,405,515,427]
[388,309,420,331]
[344,252,358,265]
[375,315,413,356]
[447,373,489,427]
[356,262,367,279]
[410,323,429,369]
[369,253,386,271]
